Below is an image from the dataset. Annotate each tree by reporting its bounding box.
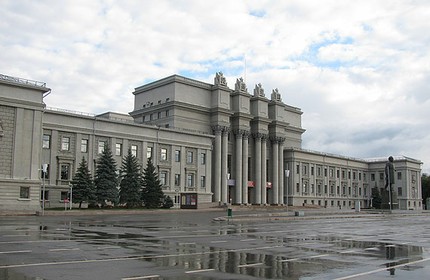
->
[119,149,143,208]
[94,144,119,207]
[422,173,430,209]
[371,187,382,209]
[162,195,174,209]
[70,157,96,209]
[141,158,164,208]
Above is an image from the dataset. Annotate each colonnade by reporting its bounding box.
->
[213,125,285,205]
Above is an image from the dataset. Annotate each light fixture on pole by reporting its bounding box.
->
[285,169,290,212]
[41,164,48,216]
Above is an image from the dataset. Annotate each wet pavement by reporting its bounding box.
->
[1,210,430,279]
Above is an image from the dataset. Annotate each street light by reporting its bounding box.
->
[285,169,290,212]
[41,164,48,216]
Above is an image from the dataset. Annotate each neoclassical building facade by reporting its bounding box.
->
[0,73,423,212]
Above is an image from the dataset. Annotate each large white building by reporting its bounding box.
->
[0,73,423,212]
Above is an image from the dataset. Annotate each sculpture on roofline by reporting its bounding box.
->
[214,72,227,87]
[271,88,282,102]
[254,83,265,97]
[235,77,247,93]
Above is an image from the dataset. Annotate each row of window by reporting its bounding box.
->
[159,172,206,188]
[297,164,367,181]
[296,183,368,197]
[44,135,206,165]
[142,110,170,122]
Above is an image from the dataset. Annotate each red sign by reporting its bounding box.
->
[247,181,255,187]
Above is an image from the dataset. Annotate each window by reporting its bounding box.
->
[397,172,402,180]
[371,173,375,181]
[175,174,180,186]
[187,174,194,187]
[61,137,70,151]
[201,176,206,188]
[40,190,49,201]
[20,187,30,199]
[379,172,384,180]
[98,141,105,154]
[337,170,340,178]
[187,151,193,164]
[60,164,70,180]
[200,153,206,165]
[157,112,161,119]
[160,171,167,186]
[166,110,170,117]
[311,166,314,176]
[131,145,138,157]
[175,150,181,162]
[81,139,88,153]
[42,134,50,149]
[296,164,300,174]
[60,191,69,201]
[160,148,167,161]
[147,147,153,160]
[115,143,122,156]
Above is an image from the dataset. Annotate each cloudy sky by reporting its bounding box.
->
[1,0,429,173]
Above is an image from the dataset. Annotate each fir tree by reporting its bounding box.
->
[141,158,164,208]
[70,157,96,209]
[94,143,119,207]
[371,187,382,209]
[119,148,143,208]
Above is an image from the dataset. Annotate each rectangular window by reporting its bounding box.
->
[337,169,340,178]
[157,112,161,119]
[98,141,105,154]
[200,153,206,165]
[296,164,300,174]
[201,176,206,188]
[40,190,49,201]
[147,147,152,160]
[175,150,181,162]
[81,139,88,153]
[397,172,402,180]
[175,174,180,186]
[371,173,375,181]
[60,191,69,201]
[311,166,314,176]
[398,187,403,196]
[187,151,193,164]
[379,172,384,180]
[20,186,30,199]
[42,134,50,149]
[131,145,138,157]
[166,110,170,117]
[160,148,167,161]
[160,171,167,185]
[60,164,70,180]
[187,174,194,187]
[115,143,122,156]
[61,137,70,151]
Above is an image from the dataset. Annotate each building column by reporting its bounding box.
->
[261,136,267,205]
[221,128,229,204]
[242,132,249,205]
[254,133,262,204]
[278,139,285,205]
[213,126,222,203]
[272,138,279,205]
[235,130,243,204]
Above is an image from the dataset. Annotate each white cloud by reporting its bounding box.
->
[1,0,429,173]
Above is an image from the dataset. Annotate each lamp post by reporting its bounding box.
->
[41,164,48,216]
[285,169,290,212]
[69,184,73,210]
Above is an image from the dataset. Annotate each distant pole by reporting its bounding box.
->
[41,164,48,216]
[69,184,73,210]
[285,169,290,213]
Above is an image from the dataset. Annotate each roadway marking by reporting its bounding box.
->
[185,268,215,274]
[210,240,227,243]
[49,248,80,252]
[122,275,160,279]
[238,262,264,268]
[279,254,329,263]
[96,246,121,250]
[2,234,29,237]
[178,242,196,246]
[332,257,430,280]
[0,250,32,254]
[240,239,256,242]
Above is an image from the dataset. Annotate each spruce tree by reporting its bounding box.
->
[141,158,164,208]
[70,157,96,209]
[94,143,119,207]
[119,148,143,208]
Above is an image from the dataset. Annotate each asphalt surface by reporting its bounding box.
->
[1,209,430,280]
